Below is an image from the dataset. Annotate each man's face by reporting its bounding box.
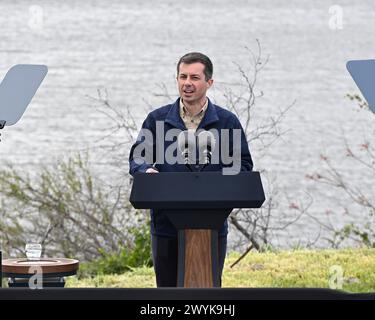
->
[177,62,213,105]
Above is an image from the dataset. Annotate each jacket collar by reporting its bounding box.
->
[165,97,220,130]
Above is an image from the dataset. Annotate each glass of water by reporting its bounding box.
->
[25,243,42,261]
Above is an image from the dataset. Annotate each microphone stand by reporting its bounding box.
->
[198,149,212,172]
[182,148,195,172]
[184,161,194,172]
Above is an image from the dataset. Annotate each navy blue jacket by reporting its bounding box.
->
[129,97,253,237]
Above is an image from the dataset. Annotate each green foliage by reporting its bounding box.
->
[78,223,152,278]
[331,223,375,248]
[0,153,144,262]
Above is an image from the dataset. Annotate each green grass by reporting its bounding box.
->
[66,248,375,293]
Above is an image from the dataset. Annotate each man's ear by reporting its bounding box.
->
[207,78,214,88]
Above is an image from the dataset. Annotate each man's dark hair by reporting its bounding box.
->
[177,52,213,81]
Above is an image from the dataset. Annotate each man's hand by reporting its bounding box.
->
[146,168,159,173]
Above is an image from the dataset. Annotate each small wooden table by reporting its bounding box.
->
[2,258,79,287]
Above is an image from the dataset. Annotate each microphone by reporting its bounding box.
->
[197,130,216,168]
[177,130,196,171]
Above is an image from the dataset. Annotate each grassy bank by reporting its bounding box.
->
[66,248,375,292]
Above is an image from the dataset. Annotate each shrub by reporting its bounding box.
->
[78,223,152,278]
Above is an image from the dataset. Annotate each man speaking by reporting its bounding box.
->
[129,52,253,287]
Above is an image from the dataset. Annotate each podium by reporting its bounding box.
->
[130,171,265,288]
